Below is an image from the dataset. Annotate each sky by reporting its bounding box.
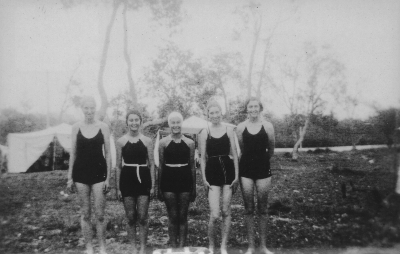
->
[0,0,399,121]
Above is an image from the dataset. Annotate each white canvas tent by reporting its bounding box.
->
[154,116,240,166]
[7,123,116,173]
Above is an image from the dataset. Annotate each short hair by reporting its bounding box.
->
[80,96,96,107]
[125,109,142,124]
[244,97,264,112]
[168,111,183,123]
[206,100,222,116]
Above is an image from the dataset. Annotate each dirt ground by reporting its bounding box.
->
[0,148,399,254]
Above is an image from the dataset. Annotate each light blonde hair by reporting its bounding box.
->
[168,111,183,123]
[206,99,222,116]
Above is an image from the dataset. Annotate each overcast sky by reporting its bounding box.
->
[0,0,399,121]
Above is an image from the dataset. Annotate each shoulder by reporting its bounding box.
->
[116,135,128,147]
[139,134,152,147]
[236,120,248,133]
[182,136,195,147]
[226,126,236,137]
[199,128,208,139]
[261,120,274,131]
[98,121,110,132]
[71,122,80,131]
[159,135,171,148]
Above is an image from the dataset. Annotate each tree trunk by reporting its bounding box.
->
[246,20,261,98]
[97,0,121,121]
[256,40,271,99]
[292,116,311,161]
[123,1,138,108]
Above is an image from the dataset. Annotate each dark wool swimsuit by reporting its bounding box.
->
[205,128,235,186]
[160,140,193,193]
[73,129,107,185]
[239,125,272,180]
[120,140,151,197]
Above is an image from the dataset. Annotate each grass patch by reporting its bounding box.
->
[0,149,399,253]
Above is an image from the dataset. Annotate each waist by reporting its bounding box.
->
[123,163,147,168]
[165,163,189,167]
[208,154,230,158]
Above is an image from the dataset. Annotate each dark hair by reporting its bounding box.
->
[244,97,264,112]
[125,109,142,124]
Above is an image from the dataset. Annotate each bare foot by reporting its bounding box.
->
[139,246,146,254]
[260,247,274,254]
[85,243,94,254]
[220,248,228,254]
[244,248,255,254]
[208,246,214,254]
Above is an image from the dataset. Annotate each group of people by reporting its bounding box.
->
[67,96,275,254]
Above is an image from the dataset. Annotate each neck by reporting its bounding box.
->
[249,115,260,123]
[211,121,222,127]
[84,118,95,125]
[129,129,140,137]
[171,132,182,140]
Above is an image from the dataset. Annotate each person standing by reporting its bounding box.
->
[199,100,239,254]
[236,97,275,254]
[67,96,111,254]
[157,112,196,248]
[116,110,155,254]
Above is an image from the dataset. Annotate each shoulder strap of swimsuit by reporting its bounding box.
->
[207,122,211,139]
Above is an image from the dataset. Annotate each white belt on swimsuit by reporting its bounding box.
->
[123,162,147,183]
[165,163,188,167]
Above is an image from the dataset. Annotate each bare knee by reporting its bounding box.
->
[209,211,220,222]
[221,208,231,218]
[97,214,105,223]
[169,215,179,225]
[138,214,148,226]
[126,212,136,226]
[257,208,268,217]
[243,207,254,216]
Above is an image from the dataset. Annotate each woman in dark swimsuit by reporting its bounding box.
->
[158,112,196,248]
[115,110,155,254]
[236,97,275,254]
[199,100,238,254]
[67,96,111,254]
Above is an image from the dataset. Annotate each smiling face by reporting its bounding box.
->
[168,116,182,134]
[126,113,141,132]
[246,100,261,118]
[81,99,96,121]
[208,106,222,124]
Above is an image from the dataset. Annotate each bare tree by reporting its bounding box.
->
[272,44,347,160]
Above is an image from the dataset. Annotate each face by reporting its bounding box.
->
[247,100,261,118]
[127,114,141,131]
[168,116,182,134]
[208,106,222,124]
[81,100,96,121]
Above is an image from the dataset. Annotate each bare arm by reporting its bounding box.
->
[67,124,79,185]
[187,139,196,202]
[264,121,275,159]
[144,136,156,193]
[115,136,124,200]
[158,138,166,200]
[101,123,112,183]
[199,129,210,187]
[228,127,239,184]
[236,122,246,158]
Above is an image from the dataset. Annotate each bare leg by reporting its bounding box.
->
[256,178,273,254]
[220,185,232,254]
[123,196,137,253]
[163,192,179,248]
[240,177,255,254]
[92,182,107,254]
[137,195,150,254]
[207,186,221,253]
[75,183,94,254]
[178,192,191,248]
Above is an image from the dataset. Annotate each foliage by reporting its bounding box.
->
[0,109,58,145]
[371,108,400,148]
